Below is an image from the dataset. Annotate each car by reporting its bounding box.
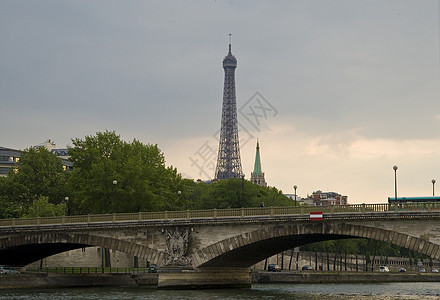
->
[432,268,439,273]
[302,265,313,271]
[268,264,281,272]
[379,266,390,272]
[0,265,20,275]
[399,268,407,272]
[419,268,426,272]
[148,264,159,273]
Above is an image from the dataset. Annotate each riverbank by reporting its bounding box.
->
[1,271,439,289]
[0,273,158,289]
[252,271,440,284]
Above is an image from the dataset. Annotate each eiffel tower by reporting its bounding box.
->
[214,35,243,180]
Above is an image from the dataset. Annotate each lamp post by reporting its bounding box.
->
[293,185,297,206]
[64,197,69,216]
[241,174,245,208]
[432,179,436,196]
[393,165,398,200]
[112,180,117,213]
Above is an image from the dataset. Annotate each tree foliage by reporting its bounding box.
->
[0,177,22,218]
[183,178,292,210]
[301,238,429,261]
[67,130,184,214]
[0,147,69,217]
[24,196,66,218]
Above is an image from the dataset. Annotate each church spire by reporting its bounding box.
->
[253,139,262,175]
[250,139,267,187]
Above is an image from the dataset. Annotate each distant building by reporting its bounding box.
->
[0,147,21,176]
[308,190,348,206]
[250,140,267,187]
[36,139,72,170]
[0,140,72,175]
[284,194,307,205]
[35,139,57,151]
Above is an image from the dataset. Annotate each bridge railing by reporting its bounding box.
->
[0,202,439,228]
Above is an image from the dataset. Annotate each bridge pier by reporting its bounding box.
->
[157,267,251,289]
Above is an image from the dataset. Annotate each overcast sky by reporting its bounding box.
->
[1,1,439,204]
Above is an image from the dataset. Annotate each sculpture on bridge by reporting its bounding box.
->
[163,227,191,266]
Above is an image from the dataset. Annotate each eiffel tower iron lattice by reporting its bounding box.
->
[214,36,243,180]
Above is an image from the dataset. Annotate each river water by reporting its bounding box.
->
[1,282,440,300]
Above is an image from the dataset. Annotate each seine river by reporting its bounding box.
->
[1,282,440,300]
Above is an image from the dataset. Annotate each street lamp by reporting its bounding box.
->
[64,197,69,216]
[393,165,398,200]
[293,185,297,206]
[432,179,436,196]
[112,180,117,213]
[241,174,245,208]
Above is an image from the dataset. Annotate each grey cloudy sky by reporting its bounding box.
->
[1,1,439,204]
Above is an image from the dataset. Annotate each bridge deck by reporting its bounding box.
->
[1,203,440,229]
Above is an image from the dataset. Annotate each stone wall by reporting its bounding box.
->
[252,271,440,284]
[26,246,149,269]
[0,273,157,288]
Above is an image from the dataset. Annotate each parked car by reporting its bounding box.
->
[399,268,407,272]
[302,265,313,271]
[0,265,20,275]
[431,268,439,273]
[268,264,281,272]
[148,264,159,273]
[419,268,426,272]
[379,266,390,272]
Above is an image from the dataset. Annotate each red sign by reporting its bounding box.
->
[310,211,323,221]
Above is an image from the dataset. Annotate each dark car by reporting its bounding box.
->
[302,265,313,271]
[268,264,281,272]
[148,264,159,273]
[399,267,407,272]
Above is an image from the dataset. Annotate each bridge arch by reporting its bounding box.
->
[193,222,439,268]
[0,232,163,267]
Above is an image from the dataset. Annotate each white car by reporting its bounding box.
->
[379,266,390,272]
[0,265,20,275]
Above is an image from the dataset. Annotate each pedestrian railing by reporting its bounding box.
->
[25,267,150,275]
[1,202,440,228]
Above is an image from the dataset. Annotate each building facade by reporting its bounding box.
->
[0,147,21,177]
[0,140,72,175]
[309,190,348,206]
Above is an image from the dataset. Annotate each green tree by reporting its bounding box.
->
[0,177,22,218]
[68,130,184,214]
[24,196,66,218]
[301,237,430,271]
[190,178,292,210]
[0,147,70,217]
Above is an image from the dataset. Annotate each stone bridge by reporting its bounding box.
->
[1,204,440,288]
